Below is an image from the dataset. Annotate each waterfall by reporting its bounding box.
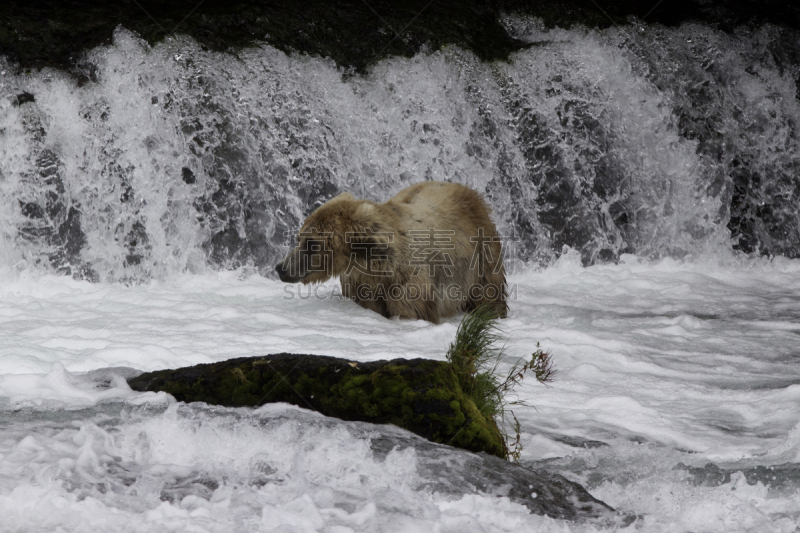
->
[1,21,798,282]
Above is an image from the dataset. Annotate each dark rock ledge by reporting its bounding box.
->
[2,0,798,74]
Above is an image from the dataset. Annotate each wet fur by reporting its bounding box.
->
[276,182,507,323]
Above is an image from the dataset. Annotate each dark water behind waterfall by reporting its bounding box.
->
[0,19,799,282]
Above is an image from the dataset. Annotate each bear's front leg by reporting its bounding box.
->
[341,279,392,319]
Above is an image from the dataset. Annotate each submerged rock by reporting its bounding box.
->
[677,462,800,493]
[127,356,626,522]
[127,353,508,458]
[367,419,628,523]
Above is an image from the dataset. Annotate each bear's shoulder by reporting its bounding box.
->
[390,181,471,206]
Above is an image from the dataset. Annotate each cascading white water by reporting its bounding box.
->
[2,22,797,282]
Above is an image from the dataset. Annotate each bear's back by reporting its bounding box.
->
[389,181,495,236]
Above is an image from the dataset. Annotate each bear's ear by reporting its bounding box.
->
[332,192,355,202]
[355,203,375,217]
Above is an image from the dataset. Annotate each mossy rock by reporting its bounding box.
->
[127,353,508,458]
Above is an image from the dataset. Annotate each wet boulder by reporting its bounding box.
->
[128,353,507,458]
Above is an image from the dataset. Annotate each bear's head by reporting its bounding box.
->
[275,192,392,284]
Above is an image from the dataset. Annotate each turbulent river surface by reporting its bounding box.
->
[1,15,800,532]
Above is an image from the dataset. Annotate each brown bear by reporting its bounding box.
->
[275,181,507,323]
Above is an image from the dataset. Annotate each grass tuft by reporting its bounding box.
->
[446,305,556,461]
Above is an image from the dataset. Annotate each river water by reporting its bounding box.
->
[1,18,799,532]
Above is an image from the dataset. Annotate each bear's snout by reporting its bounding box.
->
[275,261,299,283]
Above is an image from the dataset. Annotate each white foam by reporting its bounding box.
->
[0,257,799,531]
